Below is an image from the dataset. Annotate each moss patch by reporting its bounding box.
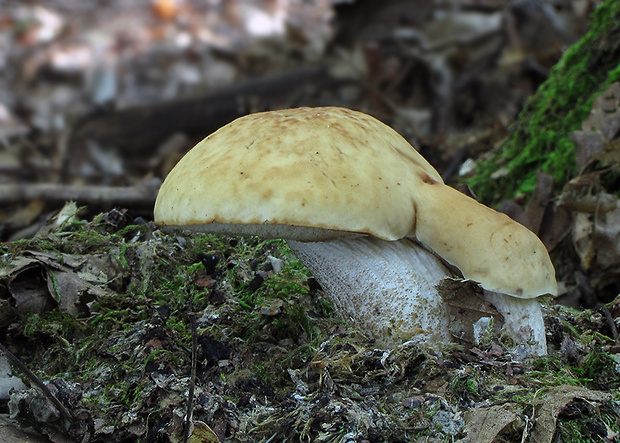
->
[2,210,620,441]
[466,0,620,205]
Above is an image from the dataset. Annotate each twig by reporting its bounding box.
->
[70,65,336,147]
[441,146,469,183]
[520,413,532,443]
[601,307,619,342]
[0,342,75,425]
[0,178,161,207]
[183,313,198,443]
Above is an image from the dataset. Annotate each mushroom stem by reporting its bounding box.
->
[483,291,547,356]
[287,237,453,347]
[289,237,548,355]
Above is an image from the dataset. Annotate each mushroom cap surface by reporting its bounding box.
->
[154,106,557,298]
[155,107,440,241]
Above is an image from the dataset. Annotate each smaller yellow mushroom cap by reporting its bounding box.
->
[412,181,558,298]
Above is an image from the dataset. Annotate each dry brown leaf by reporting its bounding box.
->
[582,82,620,141]
[570,82,620,172]
[167,418,221,443]
[499,171,572,252]
[571,131,607,171]
[2,200,45,231]
[438,278,502,344]
[0,414,49,443]
[557,81,620,297]
[1,249,117,318]
[7,261,55,315]
[188,420,221,443]
[463,403,523,443]
[531,385,613,443]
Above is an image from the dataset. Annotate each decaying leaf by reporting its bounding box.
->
[581,82,620,142]
[531,384,613,443]
[38,201,81,236]
[571,82,620,171]
[188,421,221,443]
[1,249,118,318]
[571,204,620,289]
[566,81,620,202]
[438,278,502,344]
[557,81,620,296]
[0,414,50,443]
[521,172,574,252]
[6,260,55,315]
[1,200,45,232]
[462,403,524,443]
[0,355,27,400]
[558,179,617,214]
[571,130,608,172]
[573,206,617,265]
[166,405,221,443]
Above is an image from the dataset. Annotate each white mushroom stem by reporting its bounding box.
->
[288,237,548,355]
[287,237,453,347]
[483,291,547,356]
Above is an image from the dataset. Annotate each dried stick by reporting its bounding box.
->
[0,342,75,425]
[0,178,161,207]
[183,313,198,443]
[70,65,335,147]
[602,307,619,342]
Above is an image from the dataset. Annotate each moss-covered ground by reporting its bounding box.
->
[1,210,620,442]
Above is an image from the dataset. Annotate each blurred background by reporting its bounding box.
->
[0,0,607,302]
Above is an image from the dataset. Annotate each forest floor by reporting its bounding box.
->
[1,1,619,442]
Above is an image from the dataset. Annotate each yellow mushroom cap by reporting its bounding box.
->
[154,106,557,299]
[154,106,440,240]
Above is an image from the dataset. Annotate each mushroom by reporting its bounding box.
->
[154,107,557,355]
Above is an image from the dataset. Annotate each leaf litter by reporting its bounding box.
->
[0,1,619,442]
[0,203,618,442]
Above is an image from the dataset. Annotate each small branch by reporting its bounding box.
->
[601,307,619,342]
[0,342,75,425]
[0,178,161,207]
[183,313,198,443]
[70,65,336,147]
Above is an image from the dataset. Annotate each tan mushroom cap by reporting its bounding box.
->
[154,106,557,299]
[155,107,439,240]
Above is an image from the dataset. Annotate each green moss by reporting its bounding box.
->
[259,263,310,300]
[12,210,620,439]
[22,311,90,343]
[449,374,482,404]
[555,400,620,443]
[116,243,130,268]
[575,347,620,389]
[270,301,315,342]
[466,0,620,205]
[144,349,180,369]
[526,360,585,387]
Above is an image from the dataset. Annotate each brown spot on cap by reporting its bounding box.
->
[420,174,437,185]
